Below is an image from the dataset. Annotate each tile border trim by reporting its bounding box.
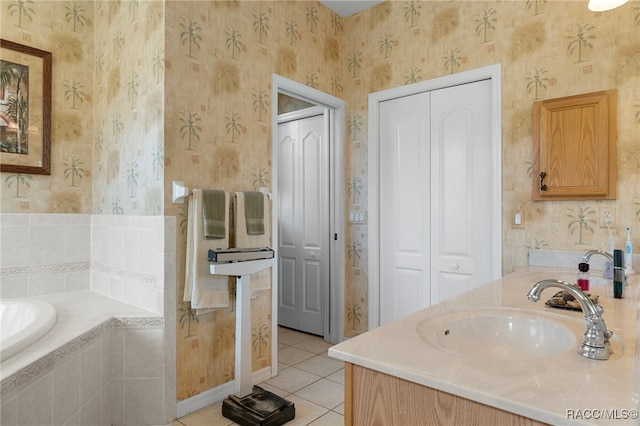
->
[0,261,91,277]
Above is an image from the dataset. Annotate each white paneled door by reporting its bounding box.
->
[378,79,496,326]
[379,92,432,326]
[277,111,328,336]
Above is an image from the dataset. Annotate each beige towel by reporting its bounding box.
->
[185,189,231,312]
[234,191,271,297]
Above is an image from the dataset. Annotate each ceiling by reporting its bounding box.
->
[319,0,385,17]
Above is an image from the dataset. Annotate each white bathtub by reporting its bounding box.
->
[0,299,57,362]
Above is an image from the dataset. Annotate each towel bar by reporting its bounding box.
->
[172,182,272,204]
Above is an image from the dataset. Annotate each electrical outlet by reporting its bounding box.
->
[512,211,525,228]
[599,207,616,228]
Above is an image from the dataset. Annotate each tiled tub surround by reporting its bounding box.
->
[0,214,92,298]
[0,214,177,426]
[0,292,168,425]
[329,267,640,425]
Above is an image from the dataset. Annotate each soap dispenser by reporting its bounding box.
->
[577,262,590,291]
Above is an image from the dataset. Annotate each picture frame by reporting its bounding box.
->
[0,39,52,175]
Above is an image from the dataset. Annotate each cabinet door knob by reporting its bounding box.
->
[451,262,459,270]
[539,171,548,191]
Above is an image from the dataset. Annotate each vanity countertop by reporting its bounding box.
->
[329,267,640,425]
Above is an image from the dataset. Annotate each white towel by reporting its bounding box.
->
[185,189,231,312]
[234,191,271,297]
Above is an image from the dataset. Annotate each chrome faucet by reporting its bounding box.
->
[582,249,614,263]
[527,279,613,360]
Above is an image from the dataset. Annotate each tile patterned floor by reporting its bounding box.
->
[173,327,345,426]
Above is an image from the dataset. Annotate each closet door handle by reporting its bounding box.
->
[539,172,548,191]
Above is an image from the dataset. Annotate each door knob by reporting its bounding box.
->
[451,262,459,270]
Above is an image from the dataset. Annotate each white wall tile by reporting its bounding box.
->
[29,272,65,296]
[102,330,113,389]
[65,270,90,292]
[29,225,66,266]
[122,229,140,271]
[80,392,102,426]
[30,214,67,226]
[0,213,29,226]
[92,225,110,265]
[0,275,28,298]
[18,373,53,425]
[110,276,125,301]
[124,378,164,426]
[53,355,81,426]
[109,226,125,268]
[112,329,125,380]
[1,224,29,267]
[80,341,103,407]
[65,224,91,263]
[101,382,112,426]
[0,395,18,425]
[124,329,163,379]
[90,271,110,295]
[110,378,125,426]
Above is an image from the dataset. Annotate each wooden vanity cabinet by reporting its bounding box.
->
[344,363,548,426]
[532,89,616,200]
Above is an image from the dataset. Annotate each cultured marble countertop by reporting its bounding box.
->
[1,291,157,382]
[329,267,640,425]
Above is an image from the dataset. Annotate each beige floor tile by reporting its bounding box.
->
[295,379,344,410]
[264,366,321,393]
[294,355,344,378]
[332,403,345,415]
[308,410,344,425]
[256,382,291,399]
[277,362,290,372]
[283,394,329,426]
[176,401,235,426]
[325,368,345,385]
[293,337,333,355]
[278,328,315,346]
[278,346,316,366]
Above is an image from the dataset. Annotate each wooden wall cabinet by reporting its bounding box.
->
[532,89,617,200]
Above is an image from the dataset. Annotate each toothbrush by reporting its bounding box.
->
[625,226,636,275]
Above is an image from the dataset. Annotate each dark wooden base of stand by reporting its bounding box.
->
[222,386,295,426]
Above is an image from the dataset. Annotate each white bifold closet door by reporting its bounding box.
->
[277,112,328,336]
[379,79,494,326]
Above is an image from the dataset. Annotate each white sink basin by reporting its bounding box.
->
[416,308,577,360]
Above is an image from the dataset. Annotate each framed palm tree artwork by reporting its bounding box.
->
[0,39,51,175]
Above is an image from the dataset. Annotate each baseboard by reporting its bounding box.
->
[176,367,273,418]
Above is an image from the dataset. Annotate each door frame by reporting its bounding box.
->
[271,75,345,374]
[367,64,503,329]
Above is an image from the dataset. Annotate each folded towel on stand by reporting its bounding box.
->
[234,191,271,297]
[185,189,231,313]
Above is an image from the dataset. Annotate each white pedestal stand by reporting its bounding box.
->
[211,258,295,425]
[210,258,273,398]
